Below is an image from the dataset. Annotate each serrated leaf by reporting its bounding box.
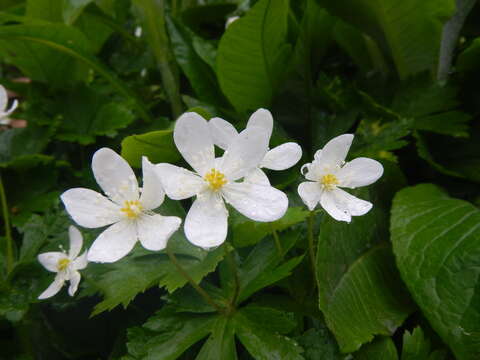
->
[391,184,480,359]
[217,0,291,112]
[121,130,181,168]
[0,127,52,167]
[195,317,237,360]
[317,162,414,353]
[355,337,398,360]
[402,327,431,360]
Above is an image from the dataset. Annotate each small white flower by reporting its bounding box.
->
[0,84,18,125]
[209,108,302,185]
[37,226,88,299]
[298,134,384,222]
[155,112,288,249]
[61,148,181,263]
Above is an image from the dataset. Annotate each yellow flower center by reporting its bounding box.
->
[121,200,143,219]
[57,258,70,271]
[204,168,227,191]
[321,174,339,190]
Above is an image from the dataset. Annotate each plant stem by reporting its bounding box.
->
[307,211,316,284]
[271,224,283,257]
[166,247,223,313]
[0,174,14,274]
[225,247,239,310]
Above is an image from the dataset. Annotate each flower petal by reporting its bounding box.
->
[244,168,270,186]
[218,126,269,181]
[155,163,205,200]
[72,252,88,270]
[174,112,215,176]
[222,182,288,222]
[316,134,354,169]
[61,188,122,228]
[87,221,138,263]
[184,192,228,249]
[92,148,139,204]
[261,142,302,170]
[337,157,384,188]
[38,252,66,272]
[140,156,165,210]
[0,85,7,112]
[209,117,238,150]
[38,274,65,299]
[68,271,81,296]
[137,214,181,251]
[320,188,372,222]
[246,108,273,140]
[298,181,322,211]
[68,225,83,259]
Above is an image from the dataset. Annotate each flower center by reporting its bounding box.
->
[321,174,339,190]
[57,258,70,271]
[204,168,227,191]
[121,200,143,219]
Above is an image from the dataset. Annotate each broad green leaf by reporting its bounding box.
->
[231,206,309,247]
[402,327,433,360]
[319,0,455,79]
[457,37,480,73]
[0,24,151,121]
[195,317,237,360]
[296,327,342,360]
[121,130,181,168]
[26,0,63,22]
[317,162,414,353]
[355,337,398,360]
[391,184,480,359]
[217,0,291,112]
[63,0,94,24]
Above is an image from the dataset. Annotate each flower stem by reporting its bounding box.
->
[166,247,224,313]
[271,224,283,257]
[225,247,239,310]
[307,211,317,285]
[0,174,14,274]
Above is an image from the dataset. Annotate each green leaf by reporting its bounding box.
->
[355,337,399,360]
[217,0,291,112]
[317,162,415,353]
[402,327,431,360]
[121,130,181,168]
[391,184,480,360]
[319,0,455,79]
[195,317,237,360]
[457,37,480,73]
[231,206,309,247]
[296,327,342,360]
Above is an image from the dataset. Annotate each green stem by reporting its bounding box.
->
[166,247,224,313]
[307,211,316,285]
[225,248,239,310]
[0,174,13,274]
[271,224,283,257]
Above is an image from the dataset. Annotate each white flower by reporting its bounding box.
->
[0,84,18,125]
[37,226,88,299]
[155,112,288,249]
[298,134,384,222]
[61,148,181,263]
[209,108,302,185]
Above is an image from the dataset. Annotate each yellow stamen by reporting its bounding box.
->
[57,258,70,271]
[204,168,227,191]
[321,174,339,190]
[121,200,143,219]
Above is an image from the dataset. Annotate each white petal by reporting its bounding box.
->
[92,148,139,204]
[298,181,322,211]
[337,158,384,188]
[174,112,215,176]
[38,252,66,272]
[68,271,81,296]
[61,188,122,228]
[320,188,372,222]
[222,182,288,222]
[87,221,138,263]
[184,192,228,249]
[72,252,88,270]
[155,163,205,200]
[218,126,269,181]
[261,142,302,170]
[140,156,165,210]
[38,274,65,299]
[0,85,7,111]
[68,225,83,259]
[137,214,181,251]
[209,117,238,150]
[1,99,17,119]
[246,108,273,140]
[316,134,354,169]
[244,168,270,186]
